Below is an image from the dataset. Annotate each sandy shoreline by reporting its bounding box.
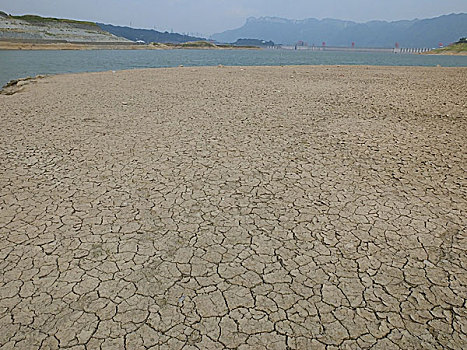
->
[0,41,156,50]
[1,65,466,349]
[1,40,467,55]
[0,40,259,51]
[423,51,467,56]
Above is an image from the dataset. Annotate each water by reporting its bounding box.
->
[1,49,466,87]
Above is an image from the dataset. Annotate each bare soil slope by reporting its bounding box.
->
[0,13,130,43]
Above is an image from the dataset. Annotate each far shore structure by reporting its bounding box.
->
[0,65,465,349]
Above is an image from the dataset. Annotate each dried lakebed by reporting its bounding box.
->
[0,66,466,349]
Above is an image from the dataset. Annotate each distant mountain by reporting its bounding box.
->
[212,13,467,48]
[98,23,205,44]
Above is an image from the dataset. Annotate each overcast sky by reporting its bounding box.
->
[1,0,466,36]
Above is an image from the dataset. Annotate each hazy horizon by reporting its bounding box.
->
[1,0,466,36]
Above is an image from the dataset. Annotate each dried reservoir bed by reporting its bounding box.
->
[0,66,466,349]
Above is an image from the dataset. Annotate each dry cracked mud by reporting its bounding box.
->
[0,65,466,349]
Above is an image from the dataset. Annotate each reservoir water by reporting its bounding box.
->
[1,49,466,87]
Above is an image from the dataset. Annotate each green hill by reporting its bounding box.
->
[430,38,467,54]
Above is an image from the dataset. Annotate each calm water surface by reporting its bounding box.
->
[1,49,466,86]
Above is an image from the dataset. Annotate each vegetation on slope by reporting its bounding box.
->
[0,12,99,28]
[430,38,467,54]
[98,23,204,44]
[432,43,467,53]
[179,41,217,48]
[232,38,275,47]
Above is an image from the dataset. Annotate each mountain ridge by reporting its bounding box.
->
[97,23,205,44]
[212,13,467,48]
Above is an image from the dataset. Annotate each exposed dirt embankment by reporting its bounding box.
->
[0,41,146,50]
[0,40,260,51]
[0,13,131,43]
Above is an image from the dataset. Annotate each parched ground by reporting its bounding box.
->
[0,65,466,349]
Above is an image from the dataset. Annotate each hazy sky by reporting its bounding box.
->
[1,0,466,36]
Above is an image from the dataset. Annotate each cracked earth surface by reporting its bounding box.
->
[0,65,466,349]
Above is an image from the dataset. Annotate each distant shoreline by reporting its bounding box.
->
[0,40,261,51]
[422,51,467,56]
[2,41,466,55]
